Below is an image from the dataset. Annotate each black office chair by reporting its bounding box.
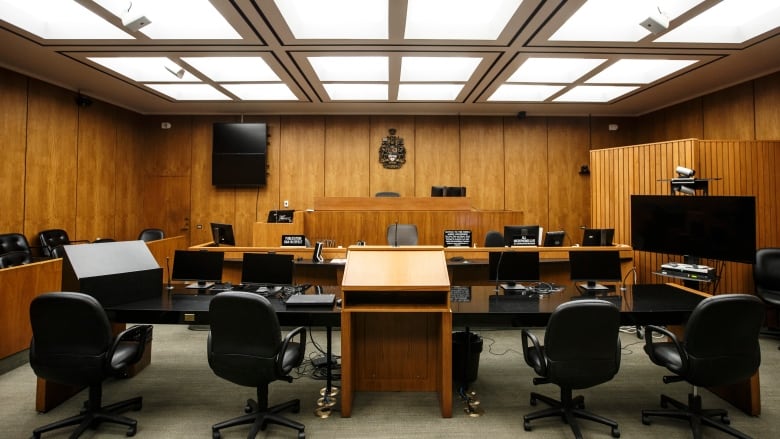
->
[387,223,418,246]
[29,292,152,439]
[521,299,621,438]
[49,244,67,259]
[93,238,116,243]
[38,228,71,257]
[208,292,307,439]
[755,248,780,345]
[484,230,504,247]
[641,294,764,439]
[137,228,165,242]
[0,232,33,267]
[375,191,400,197]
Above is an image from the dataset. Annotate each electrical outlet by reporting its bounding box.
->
[283,200,289,208]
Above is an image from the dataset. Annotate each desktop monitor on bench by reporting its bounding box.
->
[489,251,540,291]
[210,223,235,246]
[504,225,541,247]
[241,253,294,286]
[569,250,622,292]
[171,250,224,289]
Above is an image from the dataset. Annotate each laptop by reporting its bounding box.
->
[284,294,336,307]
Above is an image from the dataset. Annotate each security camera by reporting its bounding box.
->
[639,9,669,34]
[675,166,695,178]
[122,13,151,32]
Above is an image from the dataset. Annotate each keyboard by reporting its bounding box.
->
[284,293,336,307]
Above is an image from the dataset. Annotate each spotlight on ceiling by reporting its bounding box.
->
[165,65,185,79]
[639,6,669,34]
[121,2,151,32]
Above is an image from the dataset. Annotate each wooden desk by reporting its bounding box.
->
[340,246,452,418]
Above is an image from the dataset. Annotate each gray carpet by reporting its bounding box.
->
[2,325,780,438]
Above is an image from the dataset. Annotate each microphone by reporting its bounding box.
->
[165,256,174,290]
[393,220,399,247]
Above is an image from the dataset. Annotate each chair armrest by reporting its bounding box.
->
[277,326,307,377]
[111,324,153,365]
[521,328,546,375]
[644,324,687,371]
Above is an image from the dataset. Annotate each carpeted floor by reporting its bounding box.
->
[2,325,779,438]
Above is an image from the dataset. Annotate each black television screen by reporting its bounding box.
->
[630,195,756,263]
[210,223,235,246]
[241,253,294,285]
[569,250,622,292]
[213,123,267,154]
[489,251,540,285]
[504,225,540,247]
[171,250,224,288]
[212,123,267,187]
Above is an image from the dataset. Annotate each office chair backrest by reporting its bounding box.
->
[138,228,165,242]
[29,292,113,385]
[544,299,621,389]
[0,233,32,267]
[208,292,285,386]
[387,224,419,246]
[375,191,401,197]
[682,294,763,387]
[484,230,504,247]
[755,248,780,298]
[38,229,70,257]
[50,245,67,259]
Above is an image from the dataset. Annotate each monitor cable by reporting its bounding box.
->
[165,256,174,290]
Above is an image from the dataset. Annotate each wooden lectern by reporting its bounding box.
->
[340,246,452,417]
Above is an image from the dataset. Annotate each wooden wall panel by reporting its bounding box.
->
[754,72,780,140]
[503,117,547,223]
[702,82,756,139]
[547,117,590,236]
[590,117,637,148]
[460,116,505,210]
[369,116,416,197]
[113,109,146,241]
[325,116,371,197]
[0,69,28,235]
[280,116,325,210]
[23,81,80,241]
[76,101,117,241]
[414,116,461,197]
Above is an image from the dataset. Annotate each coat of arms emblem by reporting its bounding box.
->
[379,128,406,169]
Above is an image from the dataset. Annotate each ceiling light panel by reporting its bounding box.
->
[405,0,523,40]
[400,57,481,81]
[586,59,697,84]
[93,0,241,39]
[222,84,298,100]
[146,84,230,100]
[655,0,780,44]
[273,0,388,39]
[88,57,199,82]
[554,85,638,102]
[308,56,388,81]
[487,84,565,102]
[507,58,607,83]
[0,0,132,39]
[398,84,465,101]
[550,0,703,42]
[323,84,388,100]
[181,57,281,82]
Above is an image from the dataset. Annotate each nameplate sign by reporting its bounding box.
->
[281,234,306,246]
[443,230,472,247]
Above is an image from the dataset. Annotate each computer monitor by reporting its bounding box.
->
[503,225,541,247]
[543,230,566,247]
[431,186,446,197]
[210,223,235,246]
[171,250,224,289]
[241,253,294,285]
[582,228,614,246]
[445,186,466,197]
[489,251,540,291]
[569,250,622,292]
[267,210,294,223]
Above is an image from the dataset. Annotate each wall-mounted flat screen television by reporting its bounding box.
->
[630,195,756,264]
[212,123,267,187]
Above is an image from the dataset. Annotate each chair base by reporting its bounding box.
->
[33,396,142,439]
[524,390,620,439]
[212,397,305,439]
[642,393,751,439]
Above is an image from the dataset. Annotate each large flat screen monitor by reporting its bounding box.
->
[241,253,294,285]
[210,223,235,246]
[630,195,756,264]
[569,250,622,292]
[212,122,267,187]
[489,251,540,291]
[582,228,614,246]
[504,225,541,247]
[171,250,224,289]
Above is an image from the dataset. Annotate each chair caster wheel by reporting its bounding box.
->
[642,415,650,425]
[529,397,537,406]
[611,427,620,438]
[212,430,221,439]
[523,420,532,431]
[126,425,137,437]
[298,432,305,439]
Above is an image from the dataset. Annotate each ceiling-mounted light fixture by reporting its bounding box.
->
[121,1,151,32]
[639,6,669,34]
[165,65,185,79]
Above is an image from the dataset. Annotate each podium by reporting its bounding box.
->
[340,246,452,417]
[252,214,304,246]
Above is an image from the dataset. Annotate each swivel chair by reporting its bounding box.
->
[521,299,621,438]
[641,294,764,439]
[208,292,307,439]
[387,224,418,246]
[755,248,780,346]
[0,232,32,267]
[137,228,165,242]
[484,230,504,247]
[29,292,152,439]
[38,229,71,257]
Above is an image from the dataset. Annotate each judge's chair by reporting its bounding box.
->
[0,232,32,268]
[484,230,504,247]
[137,228,165,242]
[641,294,764,439]
[208,292,307,439]
[387,224,418,246]
[521,299,621,438]
[29,292,152,439]
[38,229,72,257]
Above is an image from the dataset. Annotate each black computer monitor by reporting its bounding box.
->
[171,250,224,289]
[241,253,294,285]
[569,250,622,292]
[431,186,446,197]
[503,225,540,247]
[582,228,614,246]
[445,186,466,197]
[210,223,235,246]
[489,251,540,291]
[267,210,294,223]
[543,230,566,247]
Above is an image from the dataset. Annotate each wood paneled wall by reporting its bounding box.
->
[590,139,780,295]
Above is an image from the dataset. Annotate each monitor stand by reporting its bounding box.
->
[578,281,608,292]
[186,281,214,289]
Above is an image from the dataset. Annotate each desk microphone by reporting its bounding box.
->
[165,256,174,290]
